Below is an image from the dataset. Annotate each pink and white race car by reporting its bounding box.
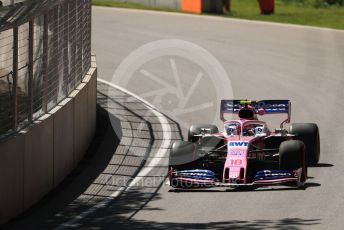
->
[168,100,320,189]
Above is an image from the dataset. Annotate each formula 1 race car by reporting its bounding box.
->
[168,100,320,189]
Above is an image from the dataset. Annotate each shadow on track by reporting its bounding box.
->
[168,181,321,193]
[84,218,321,230]
[3,82,184,230]
[311,163,334,168]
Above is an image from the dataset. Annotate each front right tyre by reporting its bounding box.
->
[279,140,307,187]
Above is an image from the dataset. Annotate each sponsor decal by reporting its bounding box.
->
[230,159,243,166]
[223,101,289,113]
[229,149,245,156]
[228,141,249,147]
[257,102,288,112]
[254,170,296,181]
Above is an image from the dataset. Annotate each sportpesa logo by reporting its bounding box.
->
[228,141,249,147]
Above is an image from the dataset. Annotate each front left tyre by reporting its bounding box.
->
[169,141,199,188]
[169,141,197,171]
[290,123,320,166]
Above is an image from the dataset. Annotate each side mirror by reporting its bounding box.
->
[258,108,265,116]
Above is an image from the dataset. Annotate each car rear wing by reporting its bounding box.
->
[220,100,291,124]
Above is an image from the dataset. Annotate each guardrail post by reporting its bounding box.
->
[63,2,69,95]
[80,0,84,75]
[28,20,34,122]
[88,0,92,70]
[71,0,77,88]
[76,0,82,83]
[12,26,18,131]
[42,14,48,113]
[51,8,59,105]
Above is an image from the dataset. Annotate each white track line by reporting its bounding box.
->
[55,78,172,229]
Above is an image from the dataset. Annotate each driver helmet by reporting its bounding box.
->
[243,124,255,136]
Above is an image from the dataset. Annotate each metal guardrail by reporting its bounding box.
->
[0,0,92,139]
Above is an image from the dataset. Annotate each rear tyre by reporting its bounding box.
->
[188,124,219,142]
[279,140,307,187]
[290,123,320,166]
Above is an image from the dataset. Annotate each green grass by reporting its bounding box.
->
[225,0,344,30]
[92,0,344,30]
[91,0,180,13]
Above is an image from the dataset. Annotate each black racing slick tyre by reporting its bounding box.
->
[188,124,219,142]
[279,140,307,183]
[290,123,320,166]
[169,141,198,188]
[169,141,197,171]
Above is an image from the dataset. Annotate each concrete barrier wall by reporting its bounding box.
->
[113,0,181,9]
[0,135,24,225]
[23,116,54,210]
[0,56,97,225]
[52,98,75,187]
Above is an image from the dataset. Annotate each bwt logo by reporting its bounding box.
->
[228,141,249,147]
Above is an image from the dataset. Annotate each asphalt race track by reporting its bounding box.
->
[92,7,344,229]
[6,6,344,230]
